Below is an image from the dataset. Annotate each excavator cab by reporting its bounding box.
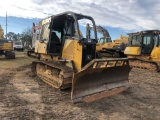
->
[99,37,112,44]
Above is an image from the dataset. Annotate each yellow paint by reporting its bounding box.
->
[0,25,4,39]
[0,42,13,50]
[98,42,113,50]
[62,39,82,71]
[96,35,128,51]
[36,37,83,71]
[62,39,74,60]
[151,46,160,62]
[40,54,52,60]
[35,41,47,54]
[124,46,141,56]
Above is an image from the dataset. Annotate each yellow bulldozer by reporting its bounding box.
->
[86,25,128,58]
[0,25,15,59]
[124,30,160,72]
[32,11,131,103]
[0,39,15,59]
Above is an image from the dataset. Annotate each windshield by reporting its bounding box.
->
[143,35,152,45]
[99,37,112,44]
[141,35,154,54]
[77,18,96,39]
[153,34,160,47]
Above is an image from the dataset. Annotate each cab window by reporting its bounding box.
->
[130,35,140,46]
[153,35,158,46]
[99,38,106,44]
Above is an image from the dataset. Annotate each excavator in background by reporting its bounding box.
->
[27,23,39,57]
[124,30,160,72]
[31,11,131,103]
[87,25,128,58]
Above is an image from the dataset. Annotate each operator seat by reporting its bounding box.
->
[52,32,60,43]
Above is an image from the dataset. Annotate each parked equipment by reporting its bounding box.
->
[0,25,4,39]
[32,11,131,103]
[27,23,39,57]
[87,25,128,58]
[13,41,24,51]
[124,30,160,72]
[0,39,15,59]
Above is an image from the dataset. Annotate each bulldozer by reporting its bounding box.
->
[124,30,160,72]
[87,25,128,58]
[0,39,15,59]
[0,25,15,59]
[32,11,131,103]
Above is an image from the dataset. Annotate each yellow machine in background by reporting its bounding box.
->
[98,34,128,58]
[0,25,15,59]
[0,39,15,59]
[97,34,128,51]
[0,25,4,39]
[32,11,131,103]
[27,23,39,57]
[87,25,128,58]
[124,30,160,72]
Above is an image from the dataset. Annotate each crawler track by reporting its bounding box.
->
[129,58,160,72]
[32,60,74,89]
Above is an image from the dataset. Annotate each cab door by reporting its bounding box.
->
[141,35,154,54]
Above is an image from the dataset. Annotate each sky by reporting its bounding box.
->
[0,0,160,40]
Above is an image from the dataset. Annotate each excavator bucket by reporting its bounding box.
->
[71,58,131,103]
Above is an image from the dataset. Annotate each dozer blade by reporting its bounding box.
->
[71,58,132,103]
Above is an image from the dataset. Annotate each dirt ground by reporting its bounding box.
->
[0,51,160,120]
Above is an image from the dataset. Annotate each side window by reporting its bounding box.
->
[52,30,61,40]
[41,23,50,41]
[143,35,152,45]
[129,35,132,45]
[99,38,106,44]
[137,36,140,44]
[132,36,137,45]
[153,35,158,46]
[130,35,141,45]
[36,29,40,40]
[107,38,112,42]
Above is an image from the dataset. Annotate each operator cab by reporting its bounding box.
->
[47,12,97,56]
[99,37,112,44]
[128,30,160,55]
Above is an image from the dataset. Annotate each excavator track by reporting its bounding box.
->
[32,60,74,89]
[129,58,160,72]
